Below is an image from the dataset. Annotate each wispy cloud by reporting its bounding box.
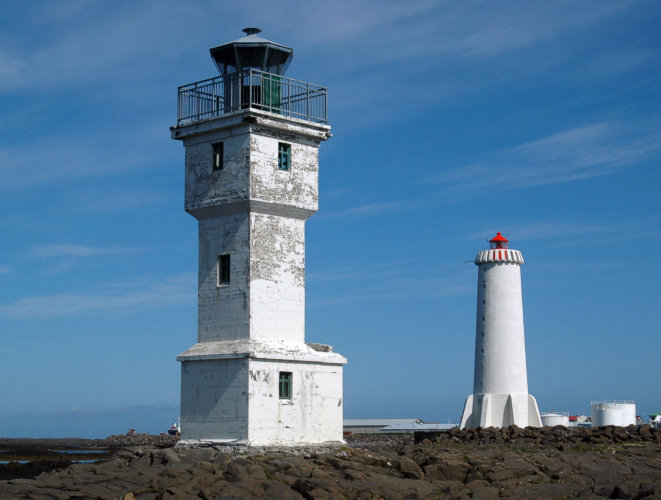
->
[0,1,193,93]
[309,257,473,306]
[468,221,612,243]
[292,1,636,124]
[327,201,412,218]
[310,275,472,307]
[576,49,654,81]
[470,214,661,247]
[296,1,627,69]
[0,117,175,191]
[432,121,661,193]
[68,187,172,214]
[1,0,628,94]
[29,244,141,259]
[0,274,195,319]
[322,196,433,219]
[323,188,351,200]
[0,266,10,275]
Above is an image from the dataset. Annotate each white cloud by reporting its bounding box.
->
[0,51,25,89]
[432,121,661,192]
[0,118,176,191]
[0,274,195,319]
[0,1,634,97]
[326,201,413,218]
[309,256,473,306]
[68,187,171,214]
[469,215,661,246]
[310,275,472,307]
[29,244,141,259]
[294,1,627,67]
[0,266,10,275]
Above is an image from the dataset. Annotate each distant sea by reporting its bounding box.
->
[0,404,179,438]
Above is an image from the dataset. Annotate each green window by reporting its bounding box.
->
[263,74,281,114]
[279,372,292,399]
[212,142,223,171]
[278,143,291,171]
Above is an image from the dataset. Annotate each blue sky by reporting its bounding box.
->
[1,1,660,437]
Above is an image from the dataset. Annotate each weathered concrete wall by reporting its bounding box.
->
[181,113,323,220]
[247,359,344,445]
[178,346,345,445]
[180,358,249,442]
[249,213,305,343]
[198,214,251,342]
[184,126,251,218]
[249,130,319,215]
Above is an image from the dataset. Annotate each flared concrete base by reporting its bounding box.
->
[460,393,542,429]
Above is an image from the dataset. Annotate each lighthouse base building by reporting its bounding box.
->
[178,341,345,445]
[460,233,542,429]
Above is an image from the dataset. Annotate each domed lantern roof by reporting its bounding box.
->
[210,28,293,77]
[489,232,509,249]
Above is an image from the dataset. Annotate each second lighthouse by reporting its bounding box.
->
[460,233,542,429]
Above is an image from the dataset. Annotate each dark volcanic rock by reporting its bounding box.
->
[1,427,661,498]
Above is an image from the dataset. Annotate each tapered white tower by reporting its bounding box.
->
[460,233,541,429]
[171,29,346,446]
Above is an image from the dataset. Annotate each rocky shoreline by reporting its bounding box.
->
[0,425,660,498]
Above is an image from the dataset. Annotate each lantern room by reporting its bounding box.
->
[489,232,509,249]
[210,28,293,77]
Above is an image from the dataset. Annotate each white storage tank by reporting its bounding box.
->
[619,402,636,426]
[592,403,622,426]
[541,412,570,427]
[591,401,635,427]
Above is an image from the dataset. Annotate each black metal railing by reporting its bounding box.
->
[177,69,327,125]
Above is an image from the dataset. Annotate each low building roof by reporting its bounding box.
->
[344,418,423,427]
[381,423,457,431]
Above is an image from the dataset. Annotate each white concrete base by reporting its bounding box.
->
[178,340,346,446]
[175,439,346,451]
[459,393,542,429]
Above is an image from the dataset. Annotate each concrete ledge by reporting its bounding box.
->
[172,108,331,142]
[175,439,346,454]
[177,339,347,365]
[187,200,316,221]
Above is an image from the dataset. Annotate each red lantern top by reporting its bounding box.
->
[489,232,509,249]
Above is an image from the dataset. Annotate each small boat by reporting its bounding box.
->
[167,421,181,436]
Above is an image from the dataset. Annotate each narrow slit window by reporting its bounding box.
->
[218,254,230,286]
[212,142,224,171]
[279,371,292,399]
[278,143,291,171]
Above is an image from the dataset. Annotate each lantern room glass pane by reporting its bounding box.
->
[237,46,267,71]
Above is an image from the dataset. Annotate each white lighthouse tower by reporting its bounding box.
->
[460,233,542,429]
[171,29,346,446]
